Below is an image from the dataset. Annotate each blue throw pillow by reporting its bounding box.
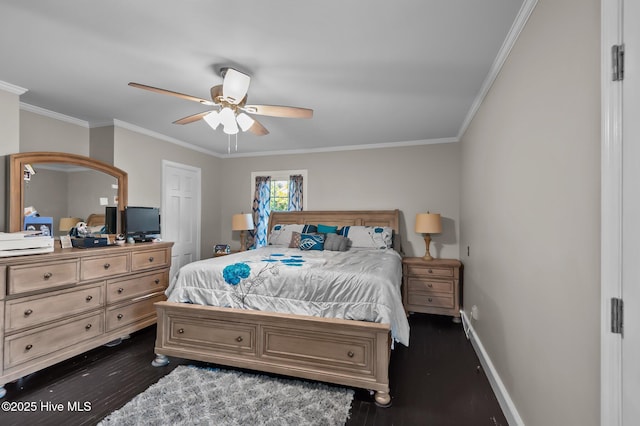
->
[299,233,325,251]
[317,224,338,234]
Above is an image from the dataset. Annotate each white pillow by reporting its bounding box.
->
[269,224,317,246]
[338,226,393,249]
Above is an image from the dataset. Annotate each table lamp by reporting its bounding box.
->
[232,213,255,251]
[415,212,442,261]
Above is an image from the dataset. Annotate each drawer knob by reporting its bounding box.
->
[24,309,33,316]
[427,283,433,288]
[178,328,184,334]
[86,295,93,301]
[428,269,433,274]
[104,263,111,269]
[85,323,92,330]
[236,336,243,343]
[347,351,354,358]
[117,313,124,319]
[428,297,433,302]
[154,279,160,284]
[117,287,124,293]
[25,344,33,351]
[43,272,52,280]
[148,256,154,263]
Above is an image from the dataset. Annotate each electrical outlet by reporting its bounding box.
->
[471,305,479,320]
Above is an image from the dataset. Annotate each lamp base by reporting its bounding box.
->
[423,234,435,261]
[240,230,246,251]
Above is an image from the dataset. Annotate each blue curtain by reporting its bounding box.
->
[288,174,304,211]
[249,176,271,249]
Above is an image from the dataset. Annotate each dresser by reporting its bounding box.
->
[402,257,463,321]
[0,241,173,398]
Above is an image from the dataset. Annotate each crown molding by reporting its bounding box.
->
[457,0,539,139]
[222,137,459,159]
[20,102,90,128]
[113,119,222,157]
[0,80,28,95]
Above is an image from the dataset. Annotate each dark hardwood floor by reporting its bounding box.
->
[0,314,506,425]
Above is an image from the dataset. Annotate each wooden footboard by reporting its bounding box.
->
[154,301,392,406]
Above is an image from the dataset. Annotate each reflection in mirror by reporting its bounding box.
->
[23,164,119,237]
[8,152,128,234]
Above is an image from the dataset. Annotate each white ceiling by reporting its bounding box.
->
[0,1,527,157]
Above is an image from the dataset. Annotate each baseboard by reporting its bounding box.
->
[460,310,525,426]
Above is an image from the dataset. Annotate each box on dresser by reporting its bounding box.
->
[402,257,463,322]
[0,241,173,398]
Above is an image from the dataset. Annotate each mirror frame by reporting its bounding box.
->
[8,152,128,233]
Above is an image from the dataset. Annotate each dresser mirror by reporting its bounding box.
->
[8,152,128,235]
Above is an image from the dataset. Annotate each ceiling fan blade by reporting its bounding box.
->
[248,118,269,136]
[222,68,250,104]
[128,82,215,106]
[173,111,211,125]
[242,104,313,119]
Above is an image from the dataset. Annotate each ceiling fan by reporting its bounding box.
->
[128,68,313,137]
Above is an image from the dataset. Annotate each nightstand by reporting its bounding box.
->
[402,257,463,322]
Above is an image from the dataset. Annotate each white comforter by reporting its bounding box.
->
[166,246,410,346]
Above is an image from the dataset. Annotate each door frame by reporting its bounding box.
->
[601,0,623,424]
[161,159,202,265]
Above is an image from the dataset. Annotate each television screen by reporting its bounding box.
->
[125,206,160,241]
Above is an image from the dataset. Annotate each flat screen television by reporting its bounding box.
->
[124,206,160,242]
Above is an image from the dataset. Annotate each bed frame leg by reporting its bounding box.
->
[374,390,392,407]
[151,354,170,367]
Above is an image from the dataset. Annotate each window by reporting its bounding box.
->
[249,170,307,249]
[270,179,290,212]
[250,170,308,211]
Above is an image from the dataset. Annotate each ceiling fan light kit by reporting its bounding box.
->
[128,66,313,151]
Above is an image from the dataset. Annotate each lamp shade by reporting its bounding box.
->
[222,68,251,104]
[415,213,442,234]
[203,110,221,130]
[236,112,255,132]
[232,213,254,231]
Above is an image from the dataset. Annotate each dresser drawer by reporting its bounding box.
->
[81,253,130,281]
[165,315,257,356]
[107,270,168,303]
[5,283,105,332]
[132,249,168,271]
[8,260,80,294]
[106,293,165,331]
[407,292,454,309]
[407,277,453,294]
[4,311,104,369]
[405,264,453,278]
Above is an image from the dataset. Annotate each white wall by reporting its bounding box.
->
[219,143,460,255]
[459,0,601,424]
[113,126,222,258]
[0,89,21,231]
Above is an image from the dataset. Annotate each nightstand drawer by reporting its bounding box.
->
[405,265,453,278]
[407,277,453,294]
[408,293,454,309]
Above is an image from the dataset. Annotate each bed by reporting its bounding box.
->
[152,210,407,406]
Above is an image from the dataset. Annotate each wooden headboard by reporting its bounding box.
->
[268,210,401,251]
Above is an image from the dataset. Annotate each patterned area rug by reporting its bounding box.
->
[99,365,354,426]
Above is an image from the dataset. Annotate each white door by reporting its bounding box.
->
[162,160,201,282]
[622,0,640,422]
